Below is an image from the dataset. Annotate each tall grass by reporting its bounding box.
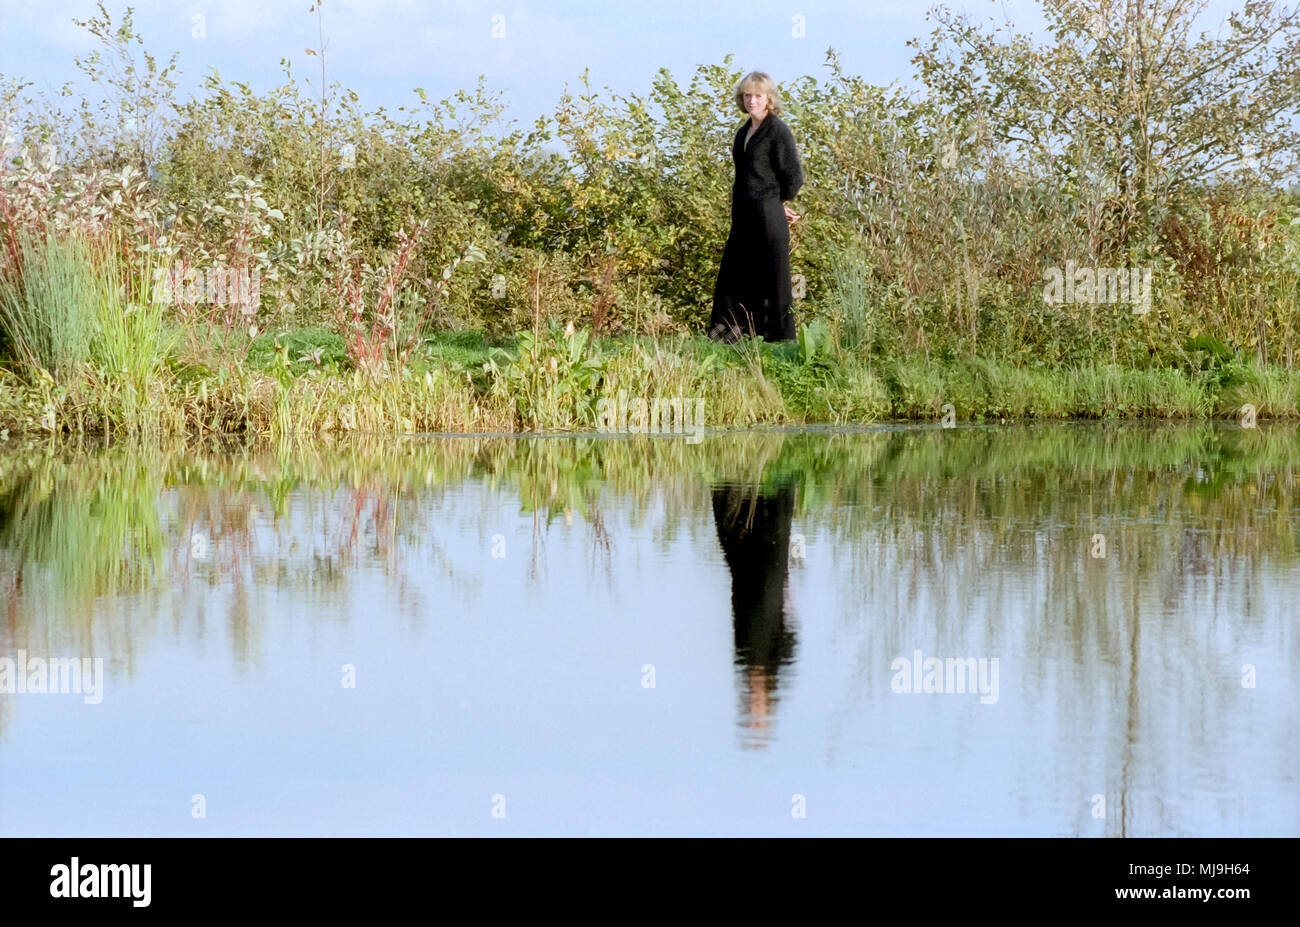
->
[0,230,99,378]
[0,225,180,436]
[85,232,177,435]
[825,241,876,363]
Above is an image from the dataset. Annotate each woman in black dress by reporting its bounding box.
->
[708,71,804,343]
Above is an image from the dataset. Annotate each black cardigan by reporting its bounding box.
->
[731,114,803,203]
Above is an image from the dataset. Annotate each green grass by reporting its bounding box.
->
[245,326,348,375]
[1218,360,1300,418]
[5,320,1300,439]
[0,230,98,378]
[875,353,1231,421]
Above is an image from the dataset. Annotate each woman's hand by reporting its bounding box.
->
[783,203,801,224]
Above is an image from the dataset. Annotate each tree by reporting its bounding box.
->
[910,0,1300,255]
[69,1,180,172]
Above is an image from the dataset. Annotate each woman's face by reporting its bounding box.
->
[743,88,768,118]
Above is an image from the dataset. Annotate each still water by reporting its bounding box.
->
[0,424,1296,836]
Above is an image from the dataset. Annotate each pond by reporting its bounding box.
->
[0,423,1295,835]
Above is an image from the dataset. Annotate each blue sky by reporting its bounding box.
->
[0,0,1255,131]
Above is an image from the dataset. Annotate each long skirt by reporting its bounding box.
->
[708,194,796,343]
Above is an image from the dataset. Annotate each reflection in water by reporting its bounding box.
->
[712,481,797,747]
[0,424,1297,835]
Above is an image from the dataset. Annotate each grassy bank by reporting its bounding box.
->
[3,2,1300,441]
[2,322,1297,440]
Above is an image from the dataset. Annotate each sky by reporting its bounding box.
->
[0,0,1258,135]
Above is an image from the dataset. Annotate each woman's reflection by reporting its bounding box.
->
[711,480,798,746]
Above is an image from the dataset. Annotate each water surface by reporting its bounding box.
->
[0,423,1296,835]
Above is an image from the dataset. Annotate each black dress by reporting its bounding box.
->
[708,114,804,343]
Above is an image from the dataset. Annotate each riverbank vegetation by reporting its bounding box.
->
[2,0,1300,439]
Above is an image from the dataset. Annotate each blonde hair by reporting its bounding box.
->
[734,71,782,116]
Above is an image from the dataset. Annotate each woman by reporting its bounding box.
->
[707,71,804,343]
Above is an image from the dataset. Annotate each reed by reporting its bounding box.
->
[85,230,179,437]
[0,230,98,379]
